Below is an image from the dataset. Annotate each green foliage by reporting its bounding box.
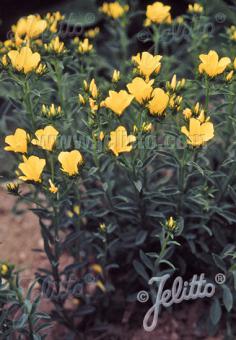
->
[0,0,236,338]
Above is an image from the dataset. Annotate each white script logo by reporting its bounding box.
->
[138,273,216,332]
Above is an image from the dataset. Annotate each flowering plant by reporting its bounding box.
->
[0,1,236,338]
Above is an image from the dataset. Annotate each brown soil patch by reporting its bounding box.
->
[0,188,224,339]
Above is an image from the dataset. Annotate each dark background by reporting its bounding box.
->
[0,0,235,40]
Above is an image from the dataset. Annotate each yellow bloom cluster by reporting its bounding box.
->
[0,11,64,75]
[181,103,214,147]
[0,12,63,52]
[45,11,65,33]
[99,52,170,118]
[5,126,83,184]
[166,74,185,93]
[85,27,100,39]
[78,38,93,54]
[100,2,129,19]
[112,70,120,83]
[78,79,99,112]
[44,36,65,54]
[42,104,62,118]
[8,46,42,74]
[188,3,203,14]
[12,14,47,40]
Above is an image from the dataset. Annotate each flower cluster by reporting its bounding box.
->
[1,2,236,337]
[5,126,83,186]
[100,2,129,19]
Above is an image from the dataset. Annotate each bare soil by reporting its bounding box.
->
[0,188,223,340]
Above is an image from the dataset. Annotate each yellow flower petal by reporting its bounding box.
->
[58,150,83,176]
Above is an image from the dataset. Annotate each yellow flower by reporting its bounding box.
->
[73,205,80,216]
[169,94,182,112]
[49,179,58,194]
[112,69,120,82]
[89,98,99,112]
[234,57,236,70]
[166,216,177,231]
[42,104,62,117]
[188,3,203,14]
[1,55,8,66]
[226,70,234,82]
[1,264,9,276]
[108,126,136,156]
[100,2,128,19]
[183,108,192,119]
[85,27,100,38]
[139,122,152,133]
[146,2,172,25]
[66,210,74,218]
[197,110,206,123]
[181,117,214,147]
[46,12,65,33]
[5,128,28,153]
[99,223,106,231]
[127,77,154,104]
[176,16,184,24]
[132,52,162,79]
[36,63,47,75]
[166,74,186,92]
[46,36,65,53]
[96,280,106,292]
[6,182,20,195]
[18,155,46,182]
[147,88,169,116]
[89,79,98,99]
[91,264,103,274]
[78,39,93,54]
[58,150,83,176]
[101,90,134,115]
[198,50,231,78]
[78,94,86,105]
[227,26,236,41]
[12,14,47,39]
[83,80,89,91]
[99,131,105,141]
[31,125,59,151]
[8,46,41,74]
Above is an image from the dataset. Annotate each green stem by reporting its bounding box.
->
[205,76,210,111]
[54,60,65,111]
[50,154,55,182]
[154,230,171,277]
[9,277,34,339]
[153,25,160,55]
[177,149,186,215]
[119,20,129,71]
[23,80,35,129]
[217,159,236,203]
[159,232,170,260]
